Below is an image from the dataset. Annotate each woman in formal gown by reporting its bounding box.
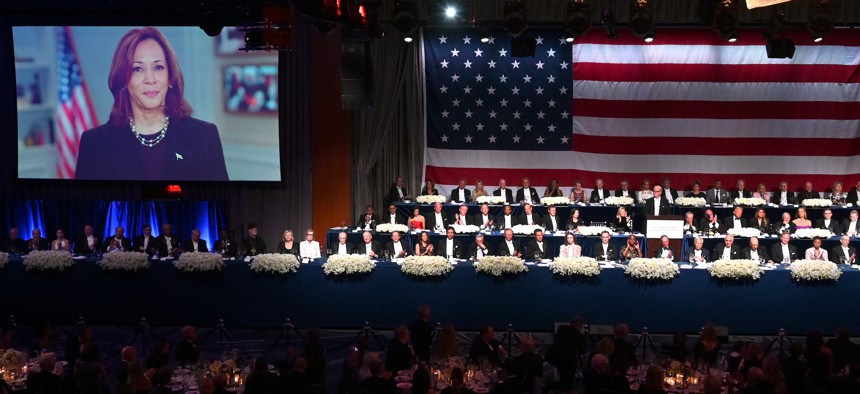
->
[415,232,434,256]
[277,230,299,255]
[569,181,586,203]
[753,183,771,201]
[544,178,564,197]
[772,212,797,234]
[620,234,642,260]
[408,207,426,230]
[558,233,582,258]
[471,179,488,202]
[686,181,707,199]
[638,179,654,202]
[614,207,633,233]
[830,181,847,206]
[420,179,438,196]
[750,208,770,233]
[567,209,583,232]
[51,229,70,252]
[793,207,813,229]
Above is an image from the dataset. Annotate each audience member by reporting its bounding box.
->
[410,305,433,362]
[244,357,282,394]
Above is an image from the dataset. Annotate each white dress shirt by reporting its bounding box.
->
[142,236,150,251]
[389,214,398,224]
[596,189,605,201]
[665,189,674,204]
[524,190,532,203]
[653,200,660,216]
[548,216,558,231]
[660,248,670,258]
[780,191,788,205]
[364,243,374,255]
[192,240,199,252]
[721,246,732,260]
[505,240,515,255]
[848,221,858,234]
[525,214,534,225]
[458,188,466,202]
[749,248,761,262]
[480,214,490,226]
[781,244,790,262]
[841,246,852,261]
[337,243,348,255]
[475,246,487,259]
[393,241,403,257]
[504,215,513,229]
[434,212,445,230]
[694,249,703,260]
[87,235,95,250]
[301,241,321,259]
[446,238,455,256]
[733,217,743,229]
[165,236,173,250]
[397,187,404,198]
[601,243,609,258]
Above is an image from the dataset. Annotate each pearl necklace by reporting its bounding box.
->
[130,116,170,147]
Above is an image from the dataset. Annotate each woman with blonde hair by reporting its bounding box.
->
[471,179,488,201]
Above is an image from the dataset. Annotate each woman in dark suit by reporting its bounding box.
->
[567,209,583,231]
[75,27,227,181]
[277,230,300,256]
[420,179,438,196]
[750,208,770,233]
[686,181,707,198]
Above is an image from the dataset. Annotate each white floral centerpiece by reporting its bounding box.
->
[727,228,761,238]
[604,196,634,206]
[0,252,7,269]
[174,253,225,272]
[794,228,833,239]
[708,259,762,280]
[511,224,544,235]
[97,252,149,272]
[789,259,842,281]
[625,258,679,280]
[375,223,409,233]
[802,198,832,207]
[0,349,27,369]
[250,253,300,274]
[476,196,506,205]
[323,254,375,275]
[451,224,481,234]
[541,197,571,206]
[550,257,600,277]
[401,256,454,277]
[24,251,74,271]
[475,256,528,276]
[577,226,613,236]
[734,197,766,207]
[415,195,447,204]
[675,197,706,207]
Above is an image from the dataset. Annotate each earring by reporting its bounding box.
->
[169,84,173,89]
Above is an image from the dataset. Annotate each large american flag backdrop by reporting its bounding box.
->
[56,26,99,179]
[422,28,860,195]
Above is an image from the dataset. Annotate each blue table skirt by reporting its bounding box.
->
[1,256,858,335]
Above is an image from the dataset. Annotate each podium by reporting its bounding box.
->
[645,215,684,260]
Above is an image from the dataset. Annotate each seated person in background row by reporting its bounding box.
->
[662,177,679,204]
[213,229,236,257]
[749,209,770,234]
[472,203,494,230]
[3,227,28,254]
[359,231,381,257]
[592,231,617,261]
[469,325,506,366]
[831,235,857,264]
[452,205,472,226]
[614,179,638,204]
[848,180,860,206]
[722,207,747,233]
[357,205,378,230]
[157,223,181,257]
[385,231,409,259]
[277,229,299,255]
[493,178,515,204]
[686,180,707,199]
[543,206,564,232]
[558,232,581,258]
[769,232,798,264]
[620,234,642,261]
[27,353,62,392]
[134,224,156,254]
[638,179,654,202]
[496,205,519,231]
[589,178,608,204]
[685,236,711,263]
[51,229,70,252]
[544,178,564,197]
[333,231,354,255]
[567,209,583,232]
[706,179,730,204]
[471,179,489,201]
[181,228,207,253]
[569,180,587,203]
[387,177,411,204]
[842,210,860,236]
[105,226,131,252]
[74,224,102,255]
[420,179,438,196]
[497,228,522,258]
[699,209,721,234]
[426,202,449,231]
[805,236,829,261]
[437,227,462,259]
[408,207,426,230]
[793,207,813,230]
[176,326,199,367]
[383,204,405,225]
[613,206,633,233]
[772,212,797,235]
[771,181,797,206]
[731,179,753,200]
[243,223,267,256]
[469,233,491,259]
[527,229,549,260]
[449,178,471,203]
[653,235,673,260]
[300,229,321,259]
[518,203,542,226]
[415,231,434,256]
[682,211,698,234]
[742,237,771,264]
[516,177,540,204]
[796,181,820,204]
[753,183,771,201]
[816,209,841,235]
[713,234,741,260]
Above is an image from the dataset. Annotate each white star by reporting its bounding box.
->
[500,123,509,131]
[547,99,557,108]
[464,110,473,118]
[452,98,461,107]
[511,86,520,95]
[439,35,448,44]
[489,110,498,118]
[499,74,508,83]
[451,74,460,82]
[498,49,508,57]
[474,49,483,57]
[487,37,496,44]
[535,36,544,45]
[561,111,570,119]
[500,99,509,107]
[440,60,449,68]
[464,60,472,68]
[513,135,521,143]
[488,60,497,68]
[535,86,544,95]
[561,136,570,144]
[535,61,545,69]
[560,61,569,69]
[559,38,567,45]
[463,86,472,94]
[475,98,484,107]
[452,122,461,131]
[440,85,448,93]
[451,48,460,57]
[441,134,449,142]
[524,123,533,131]
[441,110,450,118]
[523,99,532,108]
[476,123,485,131]
[475,74,484,82]
[547,75,557,83]
[463,36,471,44]
[488,135,497,143]
[536,110,545,119]
[511,60,520,68]
[559,87,568,95]
[547,48,556,57]
[512,111,521,119]
[548,124,557,132]
[523,75,532,83]
[465,134,473,143]
[487,87,496,95]
[537,136,545,144]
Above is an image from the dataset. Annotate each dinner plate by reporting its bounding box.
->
[473,387,489,393]
[395,376,410,382]
[396,382,413,389]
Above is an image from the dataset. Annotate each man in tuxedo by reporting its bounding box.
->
[387,177,411,204]
[385,325,415,373]
[831,235,857,264]
[243,223,267,256]
[472,203,495,230]
[713,234,741,260]
[469,325,506,366]
[730,179,753,200]
[797,181,820,203]
[74,224,102,255]
[543,206,564,232]
[436,227,462,259]
[685,236,711,263]
[516,178,540,204]
[589,178,609,204]
[615,180,638,204]
[213,229,237,256]
[771,181,797,206]
[722,207,747,233]
[816,209,842,235]
[592,231,617,261]
[497,228,522,257]
[661,178,680,204]
[612,324,639,366]
[359,231,381,257]
[382,204,405,225]
[742,236,771,264]
[333,232,354,255]
[155,224,180,257]
[104,226,132,252]
[843,210,860,236]
[706,179,730,204]
[469,234,492,259]
[134,225,156,254]
[518,203,542,226]
[847,180,860,206]
[653,235,674,260]
[27,228,49,252]
[357,205,379,230]
[644,185,670,217]
[699,209,721,234]
[527,229,549,260]
[493,178,515,204]
[449,178,471,203]
[682,212,698,234]
[26,353,62,393]
[769,232,798,264]
[3,227,28,254]
[385,231,410,258]
[496,205,519,231]
[426,202,450,231]
[176,326,200,367]
[410,306,433,362]
[180,229,207,253]
[452,205,473,226]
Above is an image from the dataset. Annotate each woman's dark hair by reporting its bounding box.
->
[411,366,432,394]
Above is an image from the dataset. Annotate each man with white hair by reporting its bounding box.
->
[516,178,540,204]
[493,178,514,204]
[713,234,741,260]
[334,232,354,255]
[359,231,381,257]
[176,326,199,367]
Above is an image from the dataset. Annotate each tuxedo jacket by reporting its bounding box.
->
[74,235,103,255]
[685,248,711,263]
[653,246,674,260]
[381,213,407,226]
[451,212,475,226]
[332,242,355,255]
[449,188,472,203]
[614,189,639,204]
[497,239,522,257]
[644,197,670,217]
[516,187,540,203]
[436,238,463,259]
[385,240,411,257]
[830,246,857,264]
[749,218,771,233]
[816,218,842,235]
[721,217,748,233]
[356,214,380,229]
[133,235,157,253]
[181,239,209,253]
[847,188,860,206]
[543,215,565,232]
[472,213,495,228]
[797,190,820,203]
[426,211,450,230]
[771,190,797,205]
[706,188,731,204]
[358,241,382,256]
[769,242,798,263]
[156,235,181,256]
[730,190,753,199]
[468,243,492,259]
[742,247,770,262]
[27,238,50,252]
[496,214,521,230]
[387,184,408,204]
[213,238,237,256]
[589,189,610,203]
[699,219,722,234]
[591,242,617,261]
[2,238,28,254]
[842,219,860,235]
[664,188,680,202]
[493,188,515,204]
[526,239,550,259]
[771,222,797,235]
[102,236,132,252]
[712,244,741,260]
[518,212,543,226]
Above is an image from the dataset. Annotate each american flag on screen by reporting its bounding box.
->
[56,26,99,179]
[423,28,860,195]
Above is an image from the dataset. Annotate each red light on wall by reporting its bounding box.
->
[166,185,182,193]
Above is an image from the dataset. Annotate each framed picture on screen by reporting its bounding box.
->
[215,27,246,55]
[223,64,278,115]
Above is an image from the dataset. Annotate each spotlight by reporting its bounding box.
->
[566,0,591,41]
[431,1,466,23]
[807,0,834,43]
[643,31,654,43]
[504,1,528,37]
[403,36,414,43]
[629,0,654,42]
[564,30,575,43]
[766,37,795,58]
[445,6,458,18]
[602,9,618,39]
[727,31,739,43]
[393,0,418,42]
[713,0,739,42]
[479,27,492,43]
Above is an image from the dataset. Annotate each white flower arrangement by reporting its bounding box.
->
[475,256,528,276]
[24,251,74,271]
[511,224,545,235]
[604,196,634,206]
[802,198,832,207]
[415,195,447,204]
[789,259,842,281]
[576,226,613,236]
[0,349,27,368]
[323,254,375,275]
[625,258,679,280]
[173,252,226,272]
[734,197,766,206]
[727,228,761,238]
[708,259,762,280]
[476,196,506,205]
[0,252,7,269]
[250,253,300,274]
[401,256,454,277]
[451,224,481,234]
[794,228,833,239]
[675,197,706,207]
[375,223,409,233]
[541,197,571,206]
[550,257,600,277]
[97,252,149,272]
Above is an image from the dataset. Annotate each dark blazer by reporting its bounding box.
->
[133,235,157,253]
[591,242,617,261]
[700,219,722,234]
[771,190,798,205]
[543,214,565,232]
[472,213,495,229]
[357,241,382,256]
[76,117,228,181]
[243,371,282,394]
[410,318,433,362]
[213,238,237,256]
[426,211,450,230]
[497,239,522,257]
[356,214,379,229]
[664,188,680,202]
[614,217,633,233]
[27,238,50,252]
[276,242,299,256]
[496,214,521,230]
[685,247,711,263]
[712,244,741,260]
[176,340,199,366]
[589,189,610,203]
[451,212,474,226]
[155,234,181,256]
[644,197,670,217]
[816,218,842,235]
[847,188,860,206]
[526,239,550,259]
[516,187,541,203]
[831,245,857,264]
[385,339,414,373]
[385,240,411,258]
[493,188,515,204]
[436,238,462,259]
[74,235,103,255]
[181,239,208,253]
[469,337,503,365]
[26,370,63,393]
[721,216,748,233]
[769,242,798,263]
[419,186,438,196]
[468,243,492,259]
[614,189,638,204]
[449,187,472,203]
[518,212,543,226]
[243,236,268,256]
[653,246,674,260]
[103,236,132,252]
[2,238,28,254]
[842,219,860,235]
[742,247,770,262]
[730,190,753,199]
[380,213,406,226]
[387,184,408,204]
[796,190,820,203]
[772,221,797,235]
